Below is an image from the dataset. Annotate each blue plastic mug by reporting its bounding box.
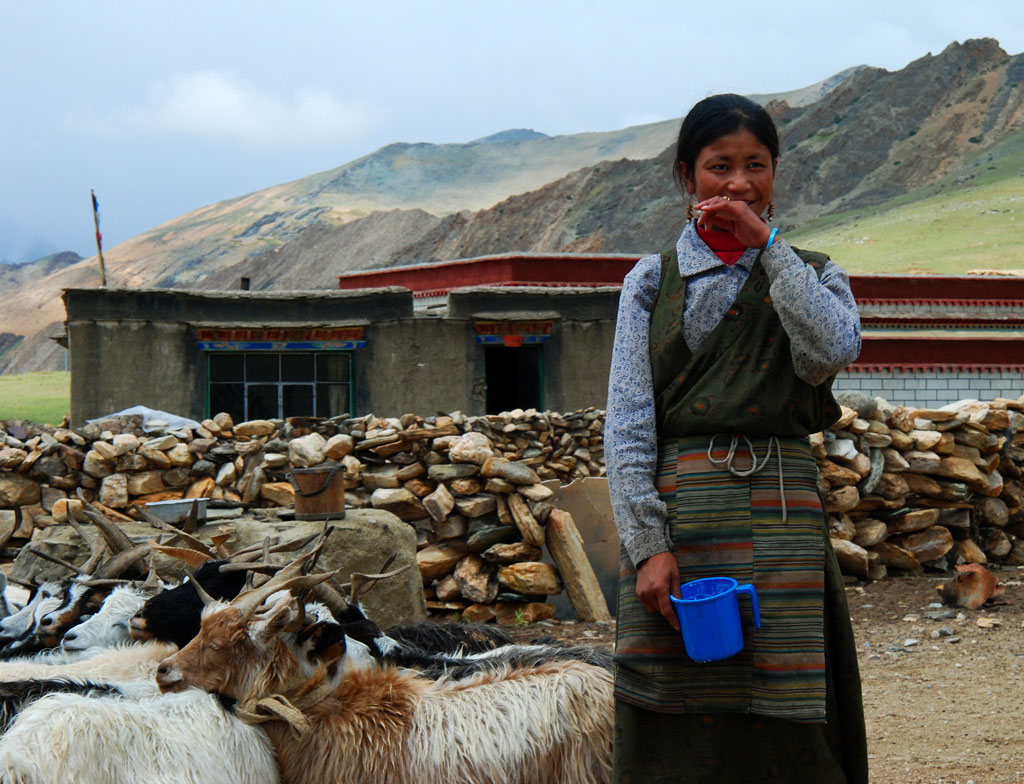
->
[668,577,761,662]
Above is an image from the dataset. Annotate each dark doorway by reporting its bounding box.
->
[485,345,543,413]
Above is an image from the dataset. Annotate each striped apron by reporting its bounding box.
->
[614,433,827,723]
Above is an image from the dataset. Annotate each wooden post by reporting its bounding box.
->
[545,508,611,621]
[90,189,106,287]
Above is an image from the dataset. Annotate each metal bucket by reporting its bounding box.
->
[287,463,346,521]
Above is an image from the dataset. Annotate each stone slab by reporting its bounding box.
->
[541,476,618,617]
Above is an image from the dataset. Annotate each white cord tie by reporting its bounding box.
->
[707,434,787,522]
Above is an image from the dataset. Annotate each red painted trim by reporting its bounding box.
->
[855,335,1024,366]
[847,364,1024,372]
[860,316,1024,328]
[338,255,1024,304]
[337,254,640,293]
[850,275,1024,302]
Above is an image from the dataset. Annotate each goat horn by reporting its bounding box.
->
[303,526,335,576]
[218,562,279,575]
[73,577,131,587]
[26,546,79,573]
[210,531,234,559]
[347,564,411,604]
[78,543,108,576]
[149,540,213,569]
[92,543,152,580]
[248,537,274,591]
[182,500,199,534]
[67,516,108,574]
[76,489,136,554]
[133,504,216,558]
[283,595,307,634]
[312,579,351,619]
[183,566,218,607]
[67,519,108,576]
[80,509,136,555]
[229,532,321,561]
[231,541,327,619]
[142,551,162,589]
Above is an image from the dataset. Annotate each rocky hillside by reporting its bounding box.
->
[3,38,1023,373]
[206,39,1024,288]
[0,252,81,292]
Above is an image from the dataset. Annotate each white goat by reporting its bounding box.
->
[0,689,279,784]
[0,640,176,683]
[60,585,152,652]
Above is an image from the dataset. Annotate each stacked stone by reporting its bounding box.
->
[0,408,605,622]
[819,394,1024,580]
[5,392,1024,598]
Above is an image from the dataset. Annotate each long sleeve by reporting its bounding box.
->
[606,255,673,567]
[760,238,862,385]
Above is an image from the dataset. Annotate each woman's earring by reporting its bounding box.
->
[767,201,775,223]
[686,200,694,221]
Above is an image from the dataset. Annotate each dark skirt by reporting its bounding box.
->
[611,535,868,784]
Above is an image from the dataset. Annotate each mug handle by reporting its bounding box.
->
[735,583,761,628]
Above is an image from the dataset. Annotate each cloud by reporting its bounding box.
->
[73,71,373,149]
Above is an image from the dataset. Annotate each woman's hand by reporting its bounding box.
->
[636,551,681,630]
[696,195,772,249]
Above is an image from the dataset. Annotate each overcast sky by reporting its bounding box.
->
[3,0,1023,260]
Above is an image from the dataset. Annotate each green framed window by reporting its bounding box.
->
[207,351,352,421]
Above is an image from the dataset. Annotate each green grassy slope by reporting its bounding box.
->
[788,143,1024,274]
[0,371,69,425]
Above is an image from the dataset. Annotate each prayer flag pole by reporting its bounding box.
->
[90,189,106,287]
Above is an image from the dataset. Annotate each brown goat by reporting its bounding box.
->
[157,597,613,784]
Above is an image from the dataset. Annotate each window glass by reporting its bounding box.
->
[317,353,350,382]
[247,385,279,420]
[316,383,350,418]
[209,354,244,382]
[210,383,244,423]
[207,351,352,420]
[282,353,314,381]
[283,384,314,417]
[246,354,279,382]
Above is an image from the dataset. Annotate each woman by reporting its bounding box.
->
[606,93,868,783]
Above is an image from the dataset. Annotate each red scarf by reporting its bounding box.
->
[696,225,748,266]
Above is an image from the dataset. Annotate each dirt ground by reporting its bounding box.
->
[507,568,1024,784]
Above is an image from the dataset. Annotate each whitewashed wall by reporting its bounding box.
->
[832,369,1022,407]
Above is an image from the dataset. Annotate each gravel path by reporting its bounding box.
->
[508,570,1024,783]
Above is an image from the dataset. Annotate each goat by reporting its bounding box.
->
[0,585,65,656]
[0,689,279,784]
[383,620,512,653]
[0,679,125,733]
[156,561,613,784]
[308,595,612,678]
[60,584,156,652]
[0,640,177,684]
[32,582,109,650]
[129,559,247,648]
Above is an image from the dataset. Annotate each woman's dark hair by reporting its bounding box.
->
[672,93,779,193]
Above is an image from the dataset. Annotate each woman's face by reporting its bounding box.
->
[682,128,776,218]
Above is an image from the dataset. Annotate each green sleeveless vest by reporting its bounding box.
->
[649,246,841,437]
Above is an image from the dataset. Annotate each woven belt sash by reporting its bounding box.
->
[614,434,827,723]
